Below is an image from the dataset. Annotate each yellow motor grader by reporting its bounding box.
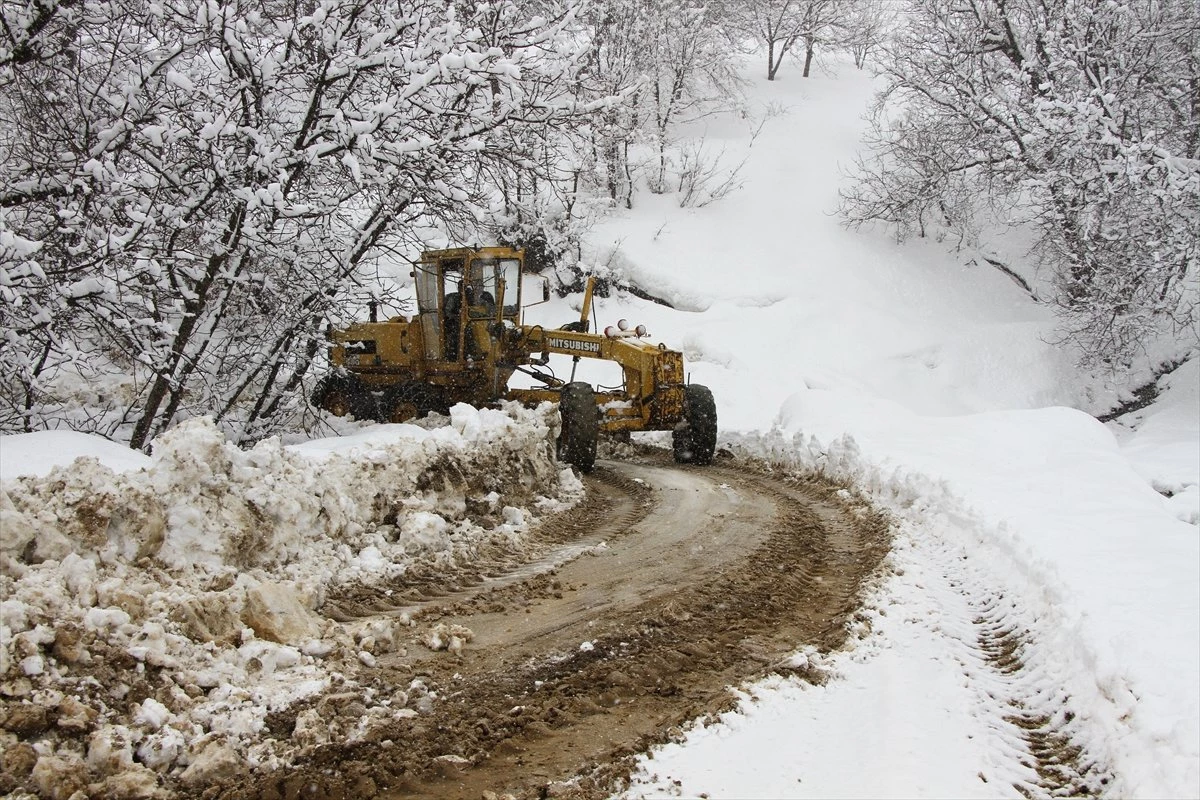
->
[313,246,716,472]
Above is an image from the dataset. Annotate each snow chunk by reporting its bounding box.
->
[423,623,474,654]
[85,606,131,631]
[134,697,172,731]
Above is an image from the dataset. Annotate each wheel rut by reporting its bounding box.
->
[208,453,891,800]
[322,465,654,625]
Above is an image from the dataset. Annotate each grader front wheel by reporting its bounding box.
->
[557,382,600,473]
[673,384,717,465]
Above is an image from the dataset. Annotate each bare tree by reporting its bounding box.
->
[726,0,842,80]
[573,0,647,209]
[569,0,742,204]
[839,0,894,69]
[643,1,742,193]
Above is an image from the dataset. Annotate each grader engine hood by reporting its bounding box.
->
[330,321,417,372]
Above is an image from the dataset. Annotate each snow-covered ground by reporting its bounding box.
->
[588,62,1199,799]
[2,56,1196,799]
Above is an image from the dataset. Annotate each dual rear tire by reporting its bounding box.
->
[382,382,443,423]
[314,376,443,424]
[313,375,373,421]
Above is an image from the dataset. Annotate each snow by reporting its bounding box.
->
[600,60,1199,800]
[698,400,1197,797]
[0,430,153,480]
[2,53,1197,800]
[1112,358,1200,525]
[0,404,580,787]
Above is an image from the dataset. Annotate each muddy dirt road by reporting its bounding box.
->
[212,451,890,800]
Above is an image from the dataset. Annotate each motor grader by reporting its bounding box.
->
[312,245,716,472]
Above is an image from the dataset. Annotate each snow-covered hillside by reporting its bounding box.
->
[1,57,1196,800]
[587,62,1200,799]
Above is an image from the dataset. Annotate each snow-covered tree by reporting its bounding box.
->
[571,0,742,208]
[841,0,1200,365]
[639,1,741,194]
[839,0,894,70]
[0,0,599,445]
[726,0,844,80]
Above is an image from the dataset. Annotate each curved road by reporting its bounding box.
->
[213,452,890,800]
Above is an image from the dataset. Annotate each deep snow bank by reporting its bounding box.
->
[711,396,1199,798]
[0,404,579,798]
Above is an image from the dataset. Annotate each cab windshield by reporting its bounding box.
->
[471,257,521,317]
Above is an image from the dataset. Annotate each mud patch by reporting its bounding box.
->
[199,456,890,800]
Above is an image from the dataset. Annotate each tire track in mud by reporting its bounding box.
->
[322,466,655,624]
[207,454,891,800]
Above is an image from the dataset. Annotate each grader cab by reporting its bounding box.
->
[313,246,716,472]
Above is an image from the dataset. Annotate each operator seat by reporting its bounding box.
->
[443,292,461,360]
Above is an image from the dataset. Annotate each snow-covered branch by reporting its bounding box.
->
[840,0,1200,366]
[0,0,601,443]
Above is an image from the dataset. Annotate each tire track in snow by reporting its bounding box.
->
[719,432,1131,797]
[911,515,1116,798]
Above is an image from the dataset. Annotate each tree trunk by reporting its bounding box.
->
[623,138,634,209]
[21,339,53,433]
[803,37,815,77]
[129,205,247,451]
[767,39,777,80]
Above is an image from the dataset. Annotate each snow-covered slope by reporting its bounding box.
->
[581,60,1200,799]
[572,67,1092,430]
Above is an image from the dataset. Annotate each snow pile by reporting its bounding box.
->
[1110,358,1200,526]
[0,403,578,796]
[2,403,565,578]
[627,397,1197,798]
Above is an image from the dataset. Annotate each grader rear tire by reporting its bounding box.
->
[325,388,353,418]
[557,382,600,473]
[673,384,717,465]
[314,376,371,420]
[382,382,442,423]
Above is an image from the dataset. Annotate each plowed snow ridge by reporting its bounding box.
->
[629,429,1169,799]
